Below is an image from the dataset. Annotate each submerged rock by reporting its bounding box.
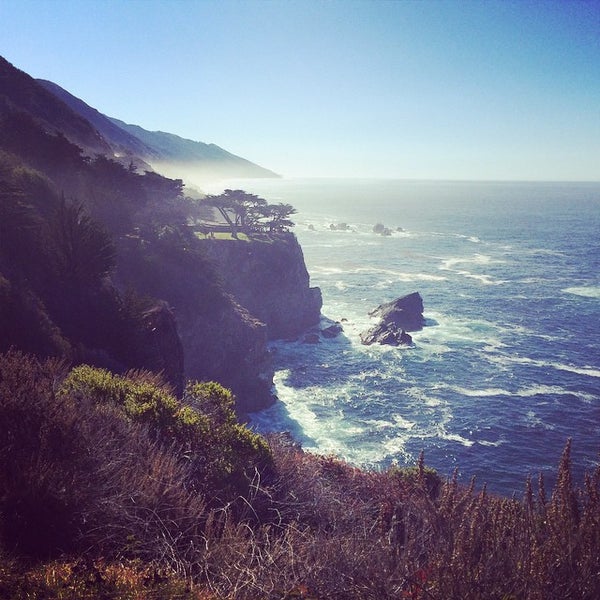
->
[330,222,352,231]
[360,292,424,346]
[373,223,393,236]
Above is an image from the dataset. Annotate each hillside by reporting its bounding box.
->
[0,56,314,410]
[36,77,279,180]
[111,117,280,180]
[0,56,112,157]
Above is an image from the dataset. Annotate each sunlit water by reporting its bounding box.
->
[205,178,600,496]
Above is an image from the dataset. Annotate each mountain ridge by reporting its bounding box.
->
[36,75,278,180]
[0,56,112,157]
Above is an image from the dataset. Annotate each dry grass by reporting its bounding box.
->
[1,351,599,598]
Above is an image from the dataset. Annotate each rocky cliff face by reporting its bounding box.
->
[180,297,275,413]
[199,233,322,340]
[174,232,322,413]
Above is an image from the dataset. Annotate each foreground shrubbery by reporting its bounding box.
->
[1,351,599,598]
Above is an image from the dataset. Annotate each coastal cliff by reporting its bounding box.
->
[117,232,321,413]
[172,232,321,412]
[180,297,274,413]
[199,233,322,340]
[0,56,320,414]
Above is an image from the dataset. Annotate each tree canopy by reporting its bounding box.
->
[203,189,296,237]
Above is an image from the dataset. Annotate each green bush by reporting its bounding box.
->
[61,366,274,502]
[62,365,181,434]
[184,381,274,501]
[0,352,206,561]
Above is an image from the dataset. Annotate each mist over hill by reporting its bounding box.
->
[36,76,279,182]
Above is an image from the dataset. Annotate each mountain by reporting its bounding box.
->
[37,78,158,163]
[0,56,112,157]
[0,55,277,181]
[109,118,279,179]
[37,78,279,181]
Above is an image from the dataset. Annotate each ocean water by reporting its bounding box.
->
[206,178,600,496]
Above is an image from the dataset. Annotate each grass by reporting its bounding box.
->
[195,231,251,242]
[1,351,600,598]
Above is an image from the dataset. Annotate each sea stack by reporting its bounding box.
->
[360,292,424,346]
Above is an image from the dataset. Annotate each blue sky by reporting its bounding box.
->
[1,0,599,180]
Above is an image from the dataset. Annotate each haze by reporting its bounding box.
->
[1,0,598,181]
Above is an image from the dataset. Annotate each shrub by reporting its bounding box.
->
[0,557,214,599]
[62,366,274,505]
[2,353,600,598]
[0,352,207,563]
[61,365,192,439]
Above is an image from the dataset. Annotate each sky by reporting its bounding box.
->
[1,0,599,181]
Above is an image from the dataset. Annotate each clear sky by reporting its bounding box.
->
[1,0,599,180]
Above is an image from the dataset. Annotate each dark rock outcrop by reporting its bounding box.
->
[180,298,274,413]
[199,233,322,340]
[321,322,344,338]
[302,332,321,344]
[141,301,184,395]
[360,292,424,346]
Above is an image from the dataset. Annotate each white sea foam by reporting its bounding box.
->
[486,354,600,380]
[458,270,506,285]
[446,385,512,397]
[441,432,475,447]
[515,384,589,399]
[439,253,507,269]
[478,439,505,447]
[524,410,555,430]
[438,254,508,285]
[443,383,596,401]
[320,265,448,282]
[416,313,503,348]
[563,286,600,299]
[392,414,417,430]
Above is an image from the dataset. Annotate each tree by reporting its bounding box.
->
[51,198,116,288]
[264,202,296,232]
[204,189,269,237]
[0,178,42,274]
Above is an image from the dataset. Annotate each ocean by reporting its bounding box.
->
[205,178,600,496]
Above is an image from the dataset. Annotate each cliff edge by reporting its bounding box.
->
[199,233,322,340]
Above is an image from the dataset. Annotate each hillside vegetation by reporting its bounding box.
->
[1,351,600,598]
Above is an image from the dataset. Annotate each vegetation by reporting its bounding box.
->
[0,110,230,389]
[1,350,599,598]
[204,189,296,238]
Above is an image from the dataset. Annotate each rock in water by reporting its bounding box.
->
[321,322,344,338]
[360,292,424,346]
[369,292,425,331]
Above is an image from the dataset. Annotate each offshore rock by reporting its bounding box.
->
[361,325,413,347]
[360,292,424,346]
[302,332,321,344]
